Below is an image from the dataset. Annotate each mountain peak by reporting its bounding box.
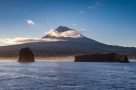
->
[55,26,72,32]
[42,26,84,39]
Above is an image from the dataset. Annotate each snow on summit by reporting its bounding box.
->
[43,26,84,38]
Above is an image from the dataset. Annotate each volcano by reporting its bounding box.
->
[0,26,136,58]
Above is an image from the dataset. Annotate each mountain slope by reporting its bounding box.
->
[0,26,136,58]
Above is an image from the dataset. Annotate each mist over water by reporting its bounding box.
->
[0,61,136,90]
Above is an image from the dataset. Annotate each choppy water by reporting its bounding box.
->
[0,61,136,90]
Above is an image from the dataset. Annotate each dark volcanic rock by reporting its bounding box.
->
[55,26,72,32]
[18,47,35,62]
[75,53,129,63]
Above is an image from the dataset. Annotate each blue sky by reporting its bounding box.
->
[0,0,136,47]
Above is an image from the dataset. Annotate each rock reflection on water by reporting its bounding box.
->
[0,62,136,90]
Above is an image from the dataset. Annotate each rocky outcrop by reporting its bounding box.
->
[75,53,129,63]
[18,47,35,62]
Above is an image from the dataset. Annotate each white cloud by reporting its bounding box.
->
[26,19,35,25]
[0,37,63,46]
[46,29,83,38]
[15,38,62,43]
[0,37,35,45]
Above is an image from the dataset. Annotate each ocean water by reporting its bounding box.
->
[0,61,136,90]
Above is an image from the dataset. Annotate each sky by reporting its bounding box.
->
[0,0,136,47]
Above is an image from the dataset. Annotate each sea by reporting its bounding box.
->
[0,61,136,90]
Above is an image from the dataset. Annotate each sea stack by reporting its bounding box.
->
[18,47,35,62]
[75,53,129,63]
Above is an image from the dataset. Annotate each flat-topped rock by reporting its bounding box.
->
[18,47,35,62]
[75,53,129,63]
